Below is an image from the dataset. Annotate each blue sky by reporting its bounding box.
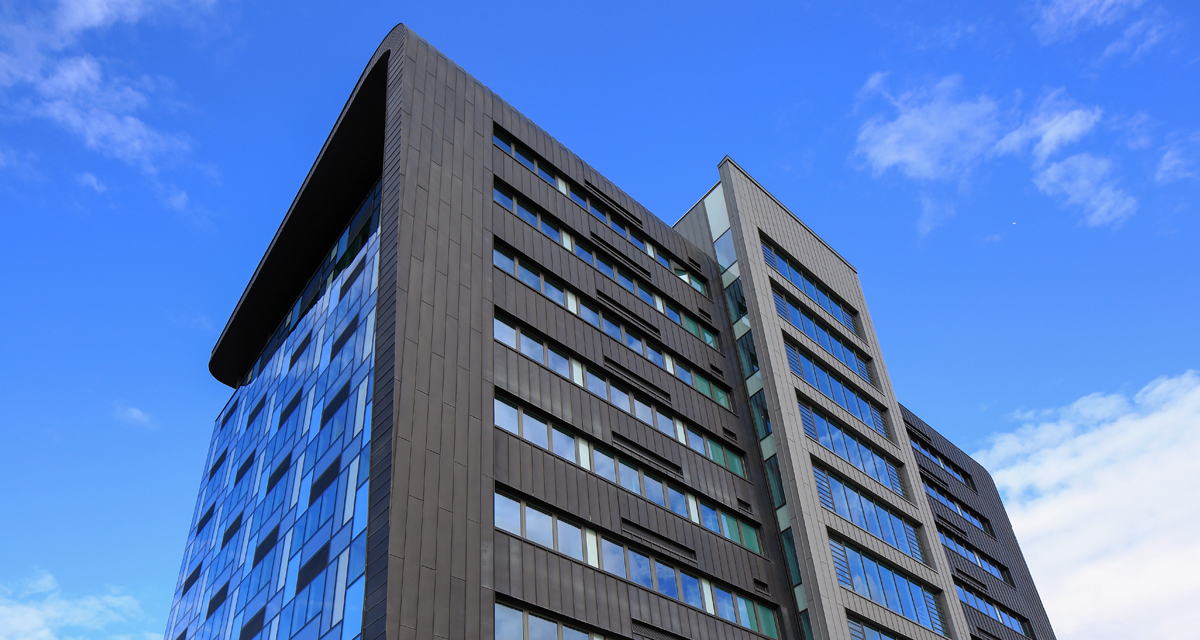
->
[1,1,1197,639]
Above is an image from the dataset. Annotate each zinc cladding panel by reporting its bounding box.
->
[487,203,742,451]
[374,27,498,640]
[901,406,1057,640]
[482,272,792,633]
[716,158,970,640]
[357,24,798,640]
[480,114,796,638]
[489,266,749,516]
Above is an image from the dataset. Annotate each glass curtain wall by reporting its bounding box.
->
[164,180,382,640]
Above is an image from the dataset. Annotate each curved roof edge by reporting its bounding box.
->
[208,24,406,387]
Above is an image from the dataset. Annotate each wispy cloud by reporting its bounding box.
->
[855,75,1137,229]
[1101,9,1172,60]
[0,0,209,172]
[113,403,151,427]
[917,195,956,236]
[1034,153,1137,226]
[855,74,1001,181]
[1032,0,1145,43]
[975,371,1200,640]
[1155,136,1198,184]
[77,172,106,192]
[0,571,146,640]
[994,89,1102,166]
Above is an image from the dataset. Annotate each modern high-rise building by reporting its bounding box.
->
[165,24,1055,640]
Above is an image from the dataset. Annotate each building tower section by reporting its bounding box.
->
[165,23,1056,640]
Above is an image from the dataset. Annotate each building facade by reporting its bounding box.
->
[165,24,1055,640]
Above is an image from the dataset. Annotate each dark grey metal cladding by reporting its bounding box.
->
[485,72,800,640]
[900,405,1057,640]
[365,22,799,640]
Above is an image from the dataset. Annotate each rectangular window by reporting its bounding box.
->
[637,285,655,306]
[629,233,647,252]
[495,493,521,535]
[493,187,513,210]
[633,398,653,424]
[570,186,588,209]
[492,133,512,154]
[643,475,666,507]
[589,202,607,222]
[593,450,616,483]
[579,302,600,327]
[601,317,622,341]
[547,348,570,379]
[609,385,631,412]
[518,332,544,363]
[515,200,537,227]
[495,603,522,638]
[515,148,536,172]
[586,370,607,397]
[557,520,583,560]
[552,428,575,462]
[700,503,721,533]
[596,256,615,279]
[522,413,549,450]
[495,399,519,434]
[618,460,641,494]
[494,317,516,348]
[493,247,514,273]
[525,507,554,548]
[617,270,635,293]
[601,539,626,578]
[713,586,736,622]
[628,550,653,588]
[681,574,703,609]
[656,413,675,437]
[668,486,689,518]
[655,561,679,598]
[623,331,643,353]
[544,280,565,306]
[518,264,540,290]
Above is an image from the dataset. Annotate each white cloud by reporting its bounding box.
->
[162,187,188,210]
[53,0,167,37]
[917,195,955,236]
[1101,11,1170,59]
[974,371,1200,640]
[0,0,203,172]
[0,571,144,640]
[77,172,106,192]
[1155,140,1197,184]
[113,403,151,426]
[1119,112,1154,150]
[855,75,1001,181]
[853,76,1133,232]
[994,89,1102,166]
[1033,0,1145,42]
[1034,153,1137,226]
